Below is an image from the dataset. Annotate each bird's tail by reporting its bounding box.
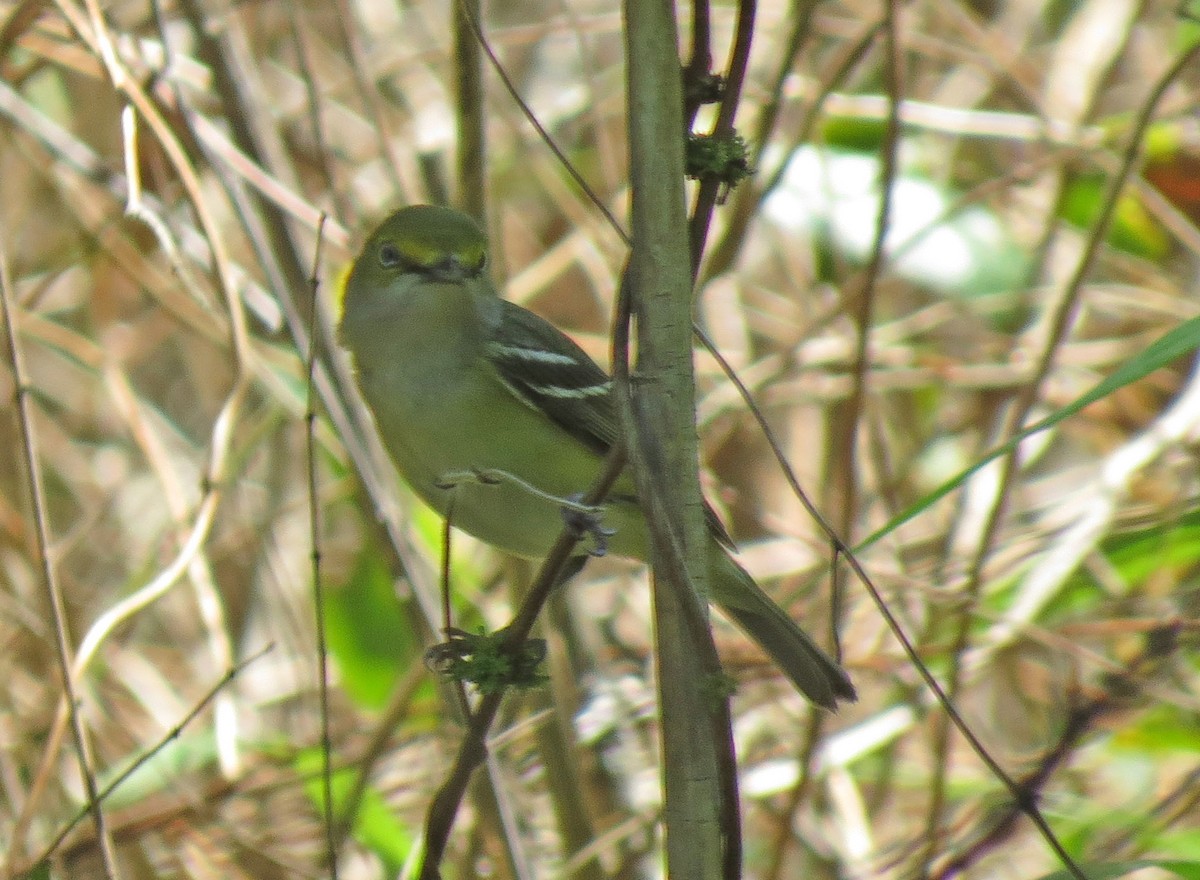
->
[711,549,856,709]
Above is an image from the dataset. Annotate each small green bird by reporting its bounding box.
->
[339,204,855,708]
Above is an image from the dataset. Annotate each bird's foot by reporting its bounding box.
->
[561,493,616,556]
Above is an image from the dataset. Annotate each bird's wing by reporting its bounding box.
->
[484,300,620,456]
[484,300,736,549]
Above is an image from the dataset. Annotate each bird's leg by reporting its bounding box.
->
[434,468,614,555]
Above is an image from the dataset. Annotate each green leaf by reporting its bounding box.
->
[1154,832,1200,861]
[1175,2,1200,49]
[16,862,53,880]
[324,544,418,709]
[1034,860,1200,880]
[1061,174,1170,260]
[1030,508,1200,623]
[296,749,413,873]
[1113,705,1200,753]
[1101,508,1200,588]
[820,114,888,151]
[860,316,1200,549]
[1111,193,1172,260]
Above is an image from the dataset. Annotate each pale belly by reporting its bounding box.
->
[358,356,648,561]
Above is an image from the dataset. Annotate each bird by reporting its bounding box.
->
[338,204,855,708]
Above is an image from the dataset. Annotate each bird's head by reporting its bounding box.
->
[356,204,488,286]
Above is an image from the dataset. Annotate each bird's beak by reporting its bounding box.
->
[428,257,475,283]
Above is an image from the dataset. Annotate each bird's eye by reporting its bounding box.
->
[378,242,403,268]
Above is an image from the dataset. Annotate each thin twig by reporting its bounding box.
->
[304,215,339,880]
[29,646,274,870]
[455,0,626,241]
[417,446,628,880]
[0,190,119,880]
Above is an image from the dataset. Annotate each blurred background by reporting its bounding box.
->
[1,0,1199,878]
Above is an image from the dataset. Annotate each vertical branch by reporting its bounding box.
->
[682,0,712,122]
[688,0,756,270]
[455,0,486,220]
[620,2,740,878]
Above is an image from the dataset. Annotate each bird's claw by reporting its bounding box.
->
[561,494,616,556]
